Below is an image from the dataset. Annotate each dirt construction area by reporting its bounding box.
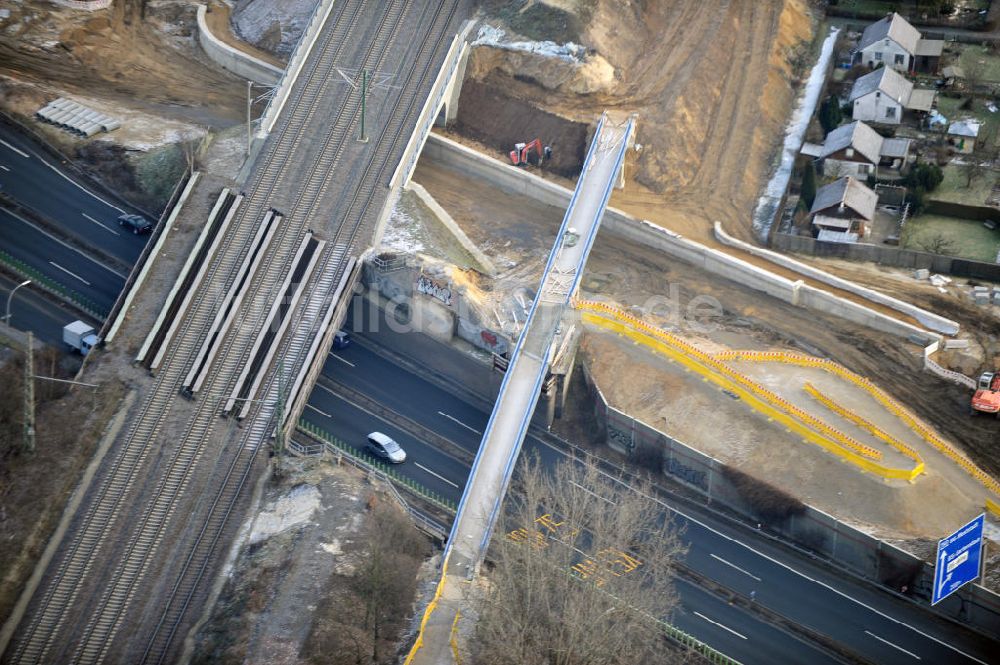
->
[454,0,813,244]
[407,148,1000,543]
[0,0,245,128]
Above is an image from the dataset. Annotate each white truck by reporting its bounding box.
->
[63,320,99,355]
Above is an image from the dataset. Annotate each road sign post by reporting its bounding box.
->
[932,513,985,605]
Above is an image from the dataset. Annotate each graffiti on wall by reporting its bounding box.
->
[416,274,452,306]
[608,422,634,452]
[666,458,708,491]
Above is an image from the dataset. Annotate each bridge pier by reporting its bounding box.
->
[436,45,470,127]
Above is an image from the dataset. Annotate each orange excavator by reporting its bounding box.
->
[971,371,1000,417]
[509,139,552,167]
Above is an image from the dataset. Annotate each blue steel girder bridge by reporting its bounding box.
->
[407,113,636,665]
[2,2,473,664]
[448,113,636,575]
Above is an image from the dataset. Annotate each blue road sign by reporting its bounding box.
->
[932,513,985,606]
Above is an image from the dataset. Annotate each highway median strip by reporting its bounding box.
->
[0,247,107,321]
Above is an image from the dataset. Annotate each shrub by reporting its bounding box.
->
[818,94,843,134]
[801,161,817,210]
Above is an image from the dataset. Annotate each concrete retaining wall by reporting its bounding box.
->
[406,182,496,275]
[196,5,282,86]
[257,0,336,136]
[421,133,939,344]
[715,223,960,335]
[581,363,1000,635]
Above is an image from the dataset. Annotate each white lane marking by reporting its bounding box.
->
[82,212,120,236]
[437,411,481,434]
[865,631,921,659]
[710,553,762,582]
[37,155,127,213]
[0,139,29,158]
[1,207,127,278]
[4,137,126,213]
[329,352,355,367]
[569,480,616,505]
[530,438,986,665]
[49,261,91,286]
[306,403,331,418]
[414,462,459,489]
[693,612,747,640]
[0,165,10,172]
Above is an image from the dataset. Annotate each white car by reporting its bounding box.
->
[366,431,406,464]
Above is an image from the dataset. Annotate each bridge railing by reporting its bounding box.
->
[444,113,610,564]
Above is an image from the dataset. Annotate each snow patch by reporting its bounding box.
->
[753,27,839,241]
[320,538,342,556]
[473,24,586,63]
[382,194,426,254]
[249,484,321,544]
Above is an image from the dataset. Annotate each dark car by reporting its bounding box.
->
[117,213,153,234]
[332,330,351,349]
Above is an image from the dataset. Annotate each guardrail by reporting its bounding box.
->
[576,300,925,482]
[803,382,925,472]
[0,248,106,320]
[295,419,458,514]
[714,349,1000,497]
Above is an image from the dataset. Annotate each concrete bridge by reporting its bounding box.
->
[1,3,475,663]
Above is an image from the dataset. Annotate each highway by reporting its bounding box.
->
[0,273,90,346]
[0,123,145,265]
[302,336,1000,665]
[0,206,125,316]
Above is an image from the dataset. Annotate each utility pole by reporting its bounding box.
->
[273,359,286,456]
[246,79,253,157]
[23,332,35,454]
[358,68,369,143]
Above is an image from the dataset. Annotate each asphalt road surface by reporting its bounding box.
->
[0,123,147,265]
[303,340,997,664]
[0,206,125,315]
[0,273,93,346]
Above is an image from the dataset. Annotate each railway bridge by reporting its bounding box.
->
[2,2,473,663]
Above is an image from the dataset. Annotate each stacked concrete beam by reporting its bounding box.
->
[35,98,120,138]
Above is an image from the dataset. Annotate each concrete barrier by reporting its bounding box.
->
[104,172,201,345]
[420,133,942,345]
[714,223,960,336]
[196,5,282,86]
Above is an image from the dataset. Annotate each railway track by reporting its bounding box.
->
[7,1,467,663]
[137,2,463,662]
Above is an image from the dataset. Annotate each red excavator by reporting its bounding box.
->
[971,371,1000,417]
[509,139,552,167]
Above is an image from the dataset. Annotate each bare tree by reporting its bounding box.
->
[353,501,429,663]
[960,124,998,188]
[472,456,688,665]
[917,232,957,255]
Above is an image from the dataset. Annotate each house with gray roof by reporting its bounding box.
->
[856,13,943,73]
[810,176,878,240]
[815,121,912,178]
[849,67,935,125]
[948,119,981,154]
